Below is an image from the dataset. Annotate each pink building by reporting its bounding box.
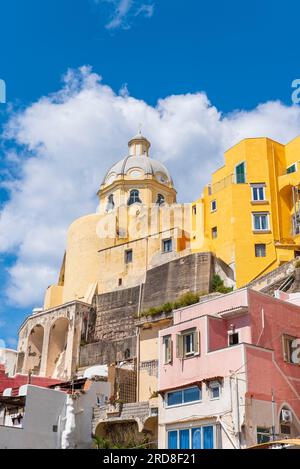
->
[158,288,300,449]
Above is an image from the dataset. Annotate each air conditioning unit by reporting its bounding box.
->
[281,409,293,423]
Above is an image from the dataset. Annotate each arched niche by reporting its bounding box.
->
[46,317,70,379]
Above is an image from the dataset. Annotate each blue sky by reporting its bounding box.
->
[1,0,300,346]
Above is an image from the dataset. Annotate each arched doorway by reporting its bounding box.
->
[46,317,70,379]
[279,405,300,438]
[25,325,44,375]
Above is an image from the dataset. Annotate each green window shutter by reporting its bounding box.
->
[176,334,183,358]
[236,162,245,183]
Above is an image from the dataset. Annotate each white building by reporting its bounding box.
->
[0,378,110,449]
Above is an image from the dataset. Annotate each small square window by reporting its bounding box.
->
[211,200,217,212]
[253,213,269,231]
[125,249,133,264]
[118,278,122,286]
[255,244,266,257]
[251,184,266,202]
[210,383,220,400]
[287,163,297,174]
[163,239,173,253]
[212,227,217,239]
[229,332,239,346]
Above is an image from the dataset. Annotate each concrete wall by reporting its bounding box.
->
[0,386,66,449]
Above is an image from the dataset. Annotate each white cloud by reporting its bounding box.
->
[1,66,300,308]
[96,0,154,30]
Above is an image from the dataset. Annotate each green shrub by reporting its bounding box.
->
[212,274,233,294]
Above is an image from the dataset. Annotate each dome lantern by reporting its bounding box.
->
[128,130,151,157]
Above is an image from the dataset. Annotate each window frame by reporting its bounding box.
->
[255,243,266,258]
[282,334,299,364]
[235,161,246,184]
[256,427,271,444]
[251,184,266,202]
[211,200,217,212]
[176,329,200,359]
[162,238,173,253]
[128,189,142,206]
[211,226,218,239]
[166,386,202,408]
[156,193,165,206]
[287,163,297,174]
[228,331,239,347]
[209,382,221,400]
[125,249,133,264]
[106,194,115,212]
[167,425,216,449]
[252,212,270,232]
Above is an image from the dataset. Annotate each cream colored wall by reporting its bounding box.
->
[138,321,172,402]
[44,152,180,309]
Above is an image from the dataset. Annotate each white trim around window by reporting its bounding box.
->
[252,212,270,232]
[251,184,266,202]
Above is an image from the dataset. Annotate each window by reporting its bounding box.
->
[282,334,299,364]
[211,200,217,212]
[166,386,201,407]
[209,382,221,400]
[229,332,239,346]
[212,227,218,239]
[163,239,173,253]
[255,244,266,257]
[125,249,133,264]
[287,163,297,174]
[118,278,122,286]
[235,162,246,184]
[177,330,199,358]
[163,335,172,364]
[257,427,271,444]
[192,205,197,215]
[106,194,115,212]
[251,184,266,202]
[156,194,165,206]
[253,213,269,231]
[167,425,215,449]
[128,189,142,205]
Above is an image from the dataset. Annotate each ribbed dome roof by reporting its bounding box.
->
[102,154,173,187]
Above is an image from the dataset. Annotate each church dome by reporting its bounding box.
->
[101,133,174,188]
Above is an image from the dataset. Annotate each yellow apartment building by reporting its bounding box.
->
[192,135,300,287]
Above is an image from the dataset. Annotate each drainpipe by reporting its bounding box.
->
[271,389,276,440]
[235,375,241,448]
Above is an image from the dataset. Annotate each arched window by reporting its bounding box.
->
[156,194,165,206]
[128,189,142,206]
[106,194,115,212]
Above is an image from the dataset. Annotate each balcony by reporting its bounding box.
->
[92,400,158,435]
